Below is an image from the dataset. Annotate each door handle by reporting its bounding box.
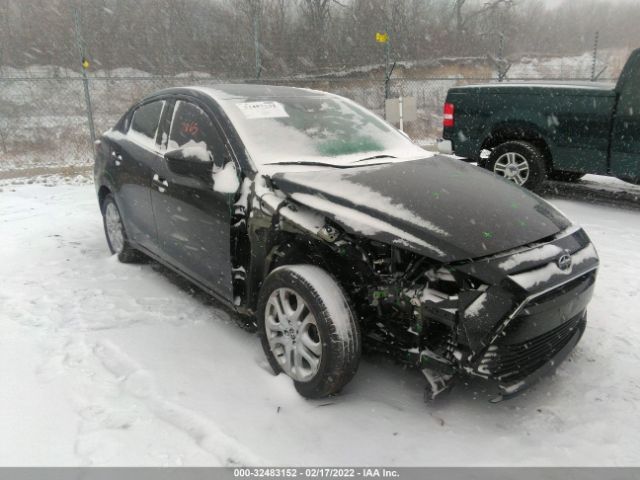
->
[152,174,169,193]
[111,150,123,166]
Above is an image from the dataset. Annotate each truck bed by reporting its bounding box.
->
[448,81,616,97]
[443,81,618,174]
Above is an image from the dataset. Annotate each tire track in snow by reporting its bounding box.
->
[92,340,264,466]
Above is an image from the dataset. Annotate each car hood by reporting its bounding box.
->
[270,156,571,262]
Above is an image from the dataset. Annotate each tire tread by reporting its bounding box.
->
[257,265,361,398]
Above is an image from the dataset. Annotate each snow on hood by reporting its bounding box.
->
[271,156,572,262]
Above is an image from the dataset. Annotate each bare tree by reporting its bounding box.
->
[298,0,345,69]
[0,0,637,78]
[452,0,515,55]
[237,0,264,77]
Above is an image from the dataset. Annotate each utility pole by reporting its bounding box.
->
[379,1,393,99]
[73,7,96,154]
[384,17,390,98]
[591,31,599,81]
[376,30,393,100]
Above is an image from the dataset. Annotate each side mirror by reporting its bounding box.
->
[165,146,213,181]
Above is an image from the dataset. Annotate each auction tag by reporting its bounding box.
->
[236,101,289,119]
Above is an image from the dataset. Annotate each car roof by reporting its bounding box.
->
[147,84,329,103]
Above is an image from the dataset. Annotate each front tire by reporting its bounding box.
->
[486,141,547,190]
[258,265,361,398]
[102,194,142,263]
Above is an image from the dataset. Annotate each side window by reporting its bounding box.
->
[169,101,225,165]
[130,101,165,142]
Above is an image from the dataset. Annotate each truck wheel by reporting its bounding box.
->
[257,265,361,398]
[549,170,585,183]
[486,141,546,189]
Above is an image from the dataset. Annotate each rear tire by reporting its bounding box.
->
[486,141,547,190]
[258,265,361,398]
[549,170,585,183]
[102,194,142,263]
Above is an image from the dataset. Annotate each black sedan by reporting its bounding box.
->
[94,85,599,401]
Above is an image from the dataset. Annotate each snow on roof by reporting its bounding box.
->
[189,84,330,102]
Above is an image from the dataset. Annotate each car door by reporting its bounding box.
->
[610,58,640,179]
[151,99,236,301]
[110,99,166,252]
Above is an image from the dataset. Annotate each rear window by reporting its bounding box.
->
[130,101,165,142]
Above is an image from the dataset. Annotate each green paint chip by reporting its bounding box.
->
[482,231,493,239]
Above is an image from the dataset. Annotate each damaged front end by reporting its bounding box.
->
[363,226,598,401]
[240,167,599,402]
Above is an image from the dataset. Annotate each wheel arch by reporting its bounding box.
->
[248,230,364,314]
[97,185,112,213]
[265,234,355,290]
[481,122,553,171]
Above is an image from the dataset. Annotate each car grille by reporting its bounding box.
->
[477,312,585,383]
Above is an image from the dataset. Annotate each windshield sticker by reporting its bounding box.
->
[236,101,289,119]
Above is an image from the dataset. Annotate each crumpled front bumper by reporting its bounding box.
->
[480,311,588,401]
[416,225,599,400]
[463,229,598,399]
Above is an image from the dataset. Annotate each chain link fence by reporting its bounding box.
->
[0,75,614,177]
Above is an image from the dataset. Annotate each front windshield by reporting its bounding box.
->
[219,94,425,166]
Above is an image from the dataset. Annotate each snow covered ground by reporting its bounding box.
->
[0,184,639,466]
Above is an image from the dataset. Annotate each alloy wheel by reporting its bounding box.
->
[264,288,322,382]
[105,202,125,254]
[493,151,530,186]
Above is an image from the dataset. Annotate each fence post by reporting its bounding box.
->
[591,31,600,81]
[384,30,390,99]
[73,7,97,157]
[254,10,261,79]
[497,32,504,82]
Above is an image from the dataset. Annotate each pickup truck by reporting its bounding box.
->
[438,48,640,189]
